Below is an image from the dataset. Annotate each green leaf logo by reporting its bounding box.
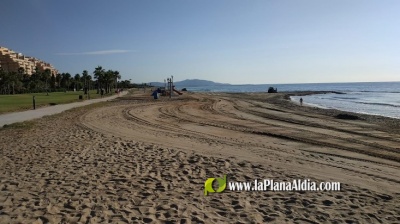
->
[204,175,227,196]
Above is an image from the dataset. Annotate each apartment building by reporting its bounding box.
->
[0,46,58,75]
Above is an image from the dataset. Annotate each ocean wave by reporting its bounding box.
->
[357,91,400,93]
[318,97,353,102]
[332,97,360,100]
[324,97,400,108]
[352,101,400,108]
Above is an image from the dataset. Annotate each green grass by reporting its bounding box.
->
[1,101,112,130]
[0,90,113,114]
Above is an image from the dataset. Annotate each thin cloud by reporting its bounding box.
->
[56,49,131,56]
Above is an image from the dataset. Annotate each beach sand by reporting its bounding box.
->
[1,91,399,223]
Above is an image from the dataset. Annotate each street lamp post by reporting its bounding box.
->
[167,78,170,98]
[170,75,173,98]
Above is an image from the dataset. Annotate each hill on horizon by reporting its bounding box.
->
[150,79,230,87]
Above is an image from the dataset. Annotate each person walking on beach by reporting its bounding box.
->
[300,98,303,106]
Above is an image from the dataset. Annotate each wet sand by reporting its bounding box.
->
[1,91,399,223]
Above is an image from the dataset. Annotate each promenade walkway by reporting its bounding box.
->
[0,91,128,127]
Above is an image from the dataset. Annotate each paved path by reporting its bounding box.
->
[0,91,128,127]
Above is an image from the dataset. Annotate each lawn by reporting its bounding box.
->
[0,90,113,114]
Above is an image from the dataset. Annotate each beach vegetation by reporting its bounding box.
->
[0,66,133,113]
[0,66,132,95]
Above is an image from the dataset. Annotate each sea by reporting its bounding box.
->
[177,82,400,119]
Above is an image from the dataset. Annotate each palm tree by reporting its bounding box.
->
[30,67,42,92]
[61,73,72,91]
[43,69,51,94]
[17,67,25,93]
[56,73,61,88]
[82,70,89,94]
[105,70,115,94]
[87,75,92,90]
[9,71,20,94]
[0,69,9,94]
[74,73,81,91]
[113,70,121,90]
[93,66,105,94]
[50,74,56,90]
[22,73,30,92]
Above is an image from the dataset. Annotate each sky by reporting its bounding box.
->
[1,0,399,84]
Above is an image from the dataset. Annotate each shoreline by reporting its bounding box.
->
[280,91,400,127]
[196,90,400,127]
[285,91,400,120]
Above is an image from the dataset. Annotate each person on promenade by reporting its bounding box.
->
[300,98,303,106]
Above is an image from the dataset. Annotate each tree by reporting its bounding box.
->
[61,73,72,90]
[55,73,61,88]
[0,65,124,95]
[43,69,52,93]
[119,79,132,88]
[8,71,19,94]
[105,70,115,94]
[0,69,9,94]
[93,66,105,94]
[113,70,121,90]
[87,75,92,90]
[16,67,26,93]
[30,68,42,92]
[50,74,56,89]
[0,70,21,94]
[17,67,25,77]
[82,70,89,94]
[74,73,81,91]
[22,73,30,93]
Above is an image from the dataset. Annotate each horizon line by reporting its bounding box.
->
[144,80,400,85]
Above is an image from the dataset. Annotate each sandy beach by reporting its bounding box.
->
[1,90,399,223]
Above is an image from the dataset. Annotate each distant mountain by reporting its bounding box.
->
[150,79,230,87]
